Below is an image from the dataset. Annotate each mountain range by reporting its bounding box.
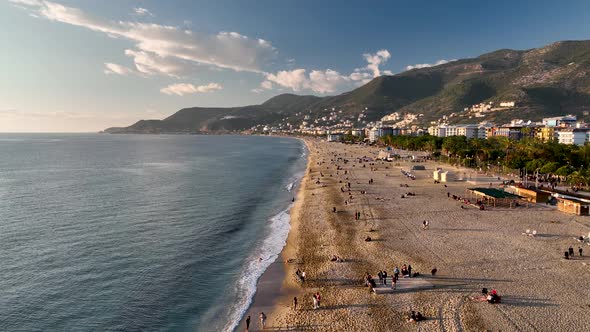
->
[104,40,590,134]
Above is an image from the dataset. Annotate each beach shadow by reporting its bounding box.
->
[428,276,513,283]
[263,323,329,331]
[500,296,557,308]
[435,228,488,232]
[367,238,386,242]
[313,277,360,286]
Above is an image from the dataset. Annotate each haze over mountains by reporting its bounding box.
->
[104,40,590,134]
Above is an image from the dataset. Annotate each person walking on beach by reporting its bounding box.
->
[301,271,306,283]
[245,315,250,331]
[378,271,383,285]
[293,296,298,310]
[579,247,583,256]
[408,264,412,277]
[315,292,321,308]
[259,312,267,329]
[569,246,575,257]
[382,270,388,285]
[312,294,318,309]
[394,266,400,281]
[391,276,397,290]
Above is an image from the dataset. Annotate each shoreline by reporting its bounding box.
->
[234,137,311,332]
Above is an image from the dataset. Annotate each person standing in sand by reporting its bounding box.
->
[259,312,267,329]
[301,271,306,283]
[245,315,250,331]
[293,296,298,310]
[394,266,400,281]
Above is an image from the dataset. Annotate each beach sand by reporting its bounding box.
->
[240,138,590,331]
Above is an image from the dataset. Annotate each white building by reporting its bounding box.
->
[351,129,365,137]
[428,124,487,139]
[327,133,344,142]
[368,127,394,142]
[557,128,590,146]
[543,115,577,127]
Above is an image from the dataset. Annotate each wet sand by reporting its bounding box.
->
[241,138,590,331]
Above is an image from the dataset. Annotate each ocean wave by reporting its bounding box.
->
[221,203,293,332]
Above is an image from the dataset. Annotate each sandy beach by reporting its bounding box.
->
[240,137,590,332]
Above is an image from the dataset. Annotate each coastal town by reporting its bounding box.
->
[254,102,590,146]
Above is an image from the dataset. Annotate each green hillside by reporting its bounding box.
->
[104,40,590,134]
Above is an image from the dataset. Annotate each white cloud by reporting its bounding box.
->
[103,62,134,75]
[160,83,223,96]
[133,7,153,17]
[308,69,349,94]
[264,68,349,94]
[260,80,273,89]
[13,1,276,75]
[347,49,392,85]
[362,49,391,77]
[406,59,455,71]
[265,69,308,92]
[262,49,394,94]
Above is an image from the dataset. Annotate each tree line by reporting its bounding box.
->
[377,134,590,186]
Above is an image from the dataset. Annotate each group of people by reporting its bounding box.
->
[245,312,267,331]
[312,292,321,309]
[401,170,416,180]
[407,310,424,323]
[564,245,583,259]
[364,272,377,292]
[400,264,413,278]
[483,288,501,304]
[330,255,344,262]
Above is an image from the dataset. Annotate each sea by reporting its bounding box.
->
[0,134,307,332]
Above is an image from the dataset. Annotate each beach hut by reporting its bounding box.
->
[557,197,590,216]
[433,169,442,181]
[440,171,455,183]
[467,188,524,208]
[509,187,552,203]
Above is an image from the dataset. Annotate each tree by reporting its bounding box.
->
[555,165,573,177]
[540,162,559,174]
[525,159,546,172]
[567,171,588,186]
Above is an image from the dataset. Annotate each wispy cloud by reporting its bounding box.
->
[160,83,223,96]
[133,7,153,17]
[406,59,456,71]
[12,0,277,76]
[103,62,134,75]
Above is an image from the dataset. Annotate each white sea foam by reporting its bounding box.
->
[221,203,293,332]
[219,139,307,332]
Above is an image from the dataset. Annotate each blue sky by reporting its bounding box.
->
[1,0,590,132]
